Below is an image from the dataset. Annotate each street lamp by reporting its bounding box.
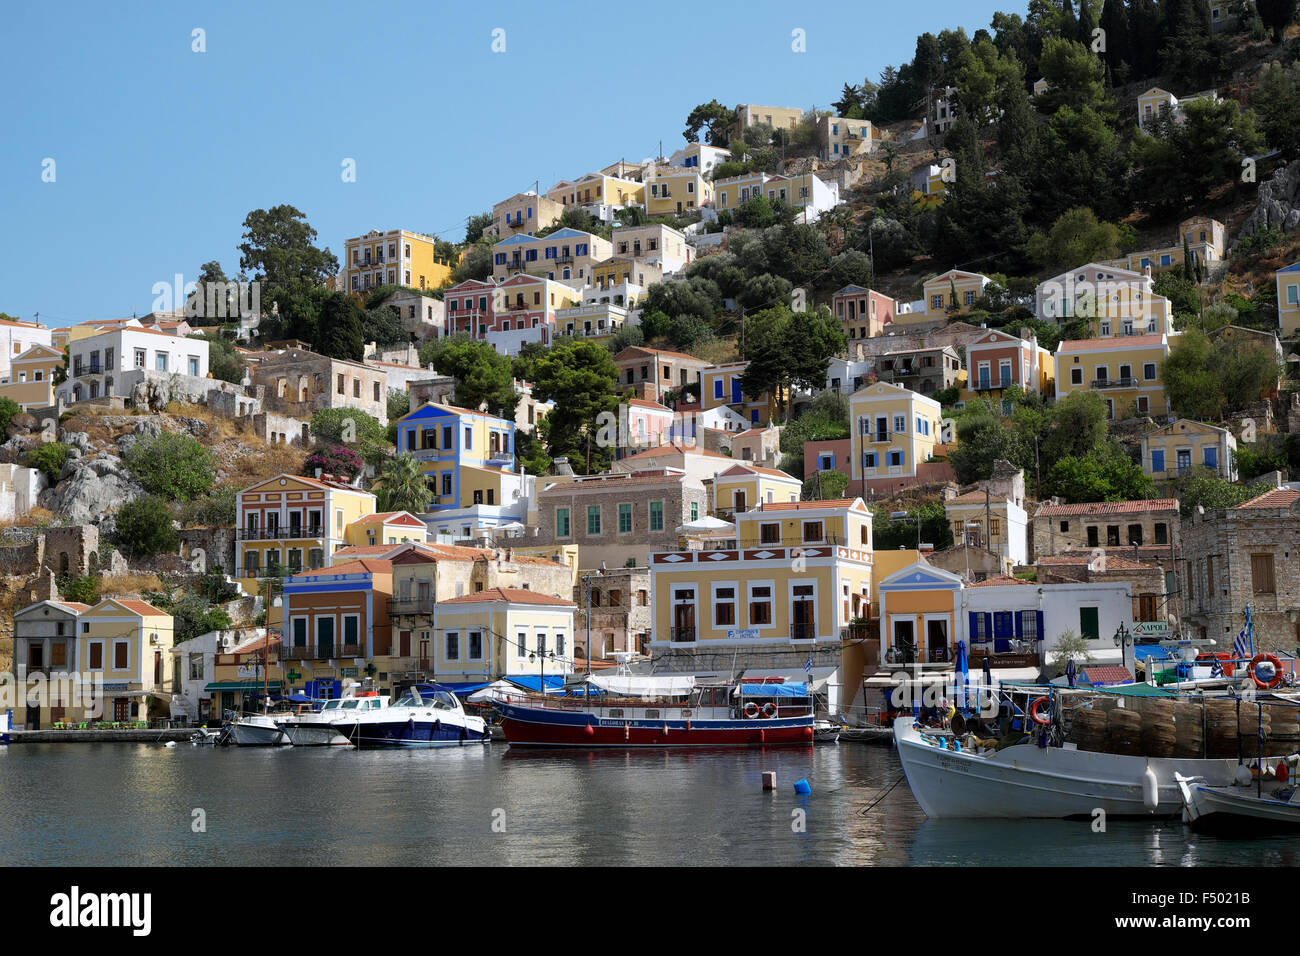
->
[1113,622,1133,674]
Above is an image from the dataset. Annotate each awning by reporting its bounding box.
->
[441,681,493,696]
[741,667,838,691]
[589,673,695,696]
[1095,682,1175,698]
[503,674,566,694]
[740,682,809,697]
[203,681,285,693]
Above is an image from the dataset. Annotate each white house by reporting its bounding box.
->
[59,327,211,404]
[0,318,53,383]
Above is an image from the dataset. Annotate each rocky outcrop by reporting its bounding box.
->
[1238,160,1300,242]
[40,458,145,525]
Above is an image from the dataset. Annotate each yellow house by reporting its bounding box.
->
[1101,216,1226,277]
[419,587,577,683]
[921,269,991,316]
[79,598,175,723]
[343,229,453,295]
[734,104,805,133]
[1277,262,1300,338]
[820,115,874,160]
[1054,334,1174,419]
[492,191,565,237]
[649,498,874,672]
[714,172,772,213]
[344,512,432,548]
[1141,418,1237,481]
[491,228,613,283]
[0,344,62,409]
[910,164,949,205]
[545,173,644,210]
[592,256,660,297]
[1035,263,1174,336]
[701,361,782,426]
[876,562,963,666]
[236,473,377,590]
[711,463,802,517]
[645,168,713,217]
[849,381,943,489]
[395,402,517,509]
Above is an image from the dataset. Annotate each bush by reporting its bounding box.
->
[178,487,237,527]
[115,496,179,557]
[26,442,71,481]
[303,445,364,481]
[124,432,215,501]
[58,573,101,605]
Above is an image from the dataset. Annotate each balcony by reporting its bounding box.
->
[670,627,695,643]
[791,622,816,641]
[237,527,323,541]
[390,598,436,617]
[553,254,575,265]
[1090,376,1136,389]
[865,432,892,444]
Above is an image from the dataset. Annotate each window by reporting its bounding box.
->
[1079,607,1100,640]
[1151,450,1165,472]
[1070,368,1083,386]
[1020,610,1039,640]
[445,632,459,661]
[556,507,570,538]
[517,631,528,658]
[649,501,663,532]
[468,632,483,660]
[690,502,699,522]
[1154,522,1168,545]
[1143,362,1157,381]
[803,521,824,543]
[760,523,780,544]
[587,505,601,535]
[114,642,128,669]
[618,503,632,533]
[715,587,736,627]
[749,585,772,625]
[89,643,103,669]
[1252,553,1276,594]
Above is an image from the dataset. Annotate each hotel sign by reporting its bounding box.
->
[1133,621,1169,637]
[727,628,760,640]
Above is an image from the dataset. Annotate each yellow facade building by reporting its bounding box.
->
[876,562,964,665]
[545,173,644,210]
[644,168,713,217]
[0,344,62,409]
[711,463,802,518]
[920,269,991,316]
[849,381,943,487]
[1141,418,1237,481]
[343,229,453,295]
[1054,334,1175,419]
[79,598,175,723]
[1277,262,1300,338]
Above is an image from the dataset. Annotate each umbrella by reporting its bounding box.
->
[954,640,969,713]
[675,515,735,534]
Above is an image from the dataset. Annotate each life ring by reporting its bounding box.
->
[761,702,779,719]
[743,701,760,719]
[1028,696,1051,726]
[1251,653,1284,690]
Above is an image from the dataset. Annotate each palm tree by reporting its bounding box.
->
[374,453,432,513]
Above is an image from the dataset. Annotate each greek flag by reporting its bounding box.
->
[1233,626,1253,662]
[803,656,813,674]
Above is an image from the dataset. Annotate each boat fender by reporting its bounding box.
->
[759,729,766,744]
[1281,762,1292,784]
[662,723,669,736]
[1235,764,1254,787]
[1142,766,1159,810]
[624,723,630,741]
[805,726,814,741]
[584,722,594,736]
[685,720,691,731]
[1028,696,1051,726]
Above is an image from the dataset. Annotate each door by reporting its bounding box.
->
[289,511,301,537]
[400,630,412,657]
[734,491,746,513]
[318,619,335,659]
[154,651,162,687]
[113,698,130,722]
[1177,449,1191,475]
[926,619,948,662]
[673,602,695,642]
[792,585,815,640]
[25,703,39,730]
[893,619,915,663]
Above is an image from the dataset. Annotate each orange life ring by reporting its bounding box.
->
[761,702,779,719]
[743,701,760,719]
[1251,653,1284,690]
[1028,696,1051,726]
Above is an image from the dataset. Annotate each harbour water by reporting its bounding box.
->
[0,742,1295,866]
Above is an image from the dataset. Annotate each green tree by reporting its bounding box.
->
[515,427,553,476]
[740,306,846,421]
[373,453,432,513]
[1258,0,1297,42]
[872,502,954,551]
[1035,37,1113,119]
[26,442,70,481]
[115,496,179,557]
[315,292,366,362]
[124,433,215,501]
[58,573,101,605]
[1253,60,1300,158]
[1026,206,1123,270]
[309,408,389,466]
[1042,389,1109,468]
[0,397,21,435]
[193,331,246,384]
[1045,445,1156,502]
[684,99,738,145]
[434,338,519,418]
[1179,475,1273,515]
[464,211,494,244]
[238,205,338,293]
[801,470,850,500]
[531,339,622,474]
[947,402,1030,483]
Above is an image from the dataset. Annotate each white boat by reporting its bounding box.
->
[0,709,9,744]
[230,713,290,747]
[894,716,1257,819]
[330,683,488,748]
[281,693,391,746]
[1176,770,1300,831]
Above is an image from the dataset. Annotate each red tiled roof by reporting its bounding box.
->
[619,442,731,461]
[353,511,426,526]
[1080,666,1134,685]
[440,587,575,607]
[754,498,862,512]
[1235,488,1300,509]
[109,599,169,616]
[968,575,1033,587]
[292,559,392,578]
[51,601,91,612]
[1036,499,1178,517]
[1057,334,1164,352]
[718,463,798,481]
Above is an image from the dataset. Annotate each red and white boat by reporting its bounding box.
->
[494,674,815,748]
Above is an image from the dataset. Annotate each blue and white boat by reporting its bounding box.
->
[281,692,391,746]
[0,709,10,744]
[330,684,489,748]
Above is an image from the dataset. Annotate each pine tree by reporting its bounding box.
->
[1097,0,1132,83]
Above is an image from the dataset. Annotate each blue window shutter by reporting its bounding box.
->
[1036,611,1044,641]
[1014,611,1024,639]
[984,613,993,640]
[968,612,982,642]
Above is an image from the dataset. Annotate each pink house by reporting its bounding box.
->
[831,285,898,341]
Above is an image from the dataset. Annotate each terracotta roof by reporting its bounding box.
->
[619,442,731,461]
[110,599,169,616]
[1235,488,1300,509]
[615,346,705,363]
[1080,666,1134,685]
[440,587,575,607]
[946,490,1008,505]
[753,498,862,512]
[353,511,426,526]
[291,559,392,578]
[968,575,1033,587]
[1036,499,1178,517]
[1057,334,1164,352]
[50,601,91,612]
[628,398,671,411]
[718,463,799,481]
[1038,554,1158,571]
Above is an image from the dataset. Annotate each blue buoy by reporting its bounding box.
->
[793,779,811,795]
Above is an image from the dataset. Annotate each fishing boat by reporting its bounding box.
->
[0,709,10,744]
[281,692,391,747]
[229,712,291,747]
[494,673,815,748]
[840,724,895,745]
[330,683,488,748]
[1176,765,1300,831]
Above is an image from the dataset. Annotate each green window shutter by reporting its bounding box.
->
[1079,607,1099,641]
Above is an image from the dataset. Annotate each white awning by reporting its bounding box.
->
[467,680,532,704]
[676,516,735,534]
[741,667,838,691]
[589,673,696,696]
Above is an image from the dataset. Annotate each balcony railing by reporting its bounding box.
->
[391,598,436,616]
[237,527,323,541]
[791,622,816,641]
[553,254,574,265]
[1090,376,1136,389]
[281,644,361,661]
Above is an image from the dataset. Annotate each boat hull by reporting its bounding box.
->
[230,720,288,747]
[281,722,350,747]
[0,710,9,745]
[333,718,489,749]
[1177,776,1300,831]
[894,717,1246,819]
[496,701,815,748]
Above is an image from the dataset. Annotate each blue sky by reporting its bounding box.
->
[0,0,1017,327]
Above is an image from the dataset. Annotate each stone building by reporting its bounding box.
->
[1033,498,1180,560]
[532,468,709,571]
[571,566,653,660]
[1036,554,1170,630]
[249,348,389,425]
[1180,486,1300,653]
